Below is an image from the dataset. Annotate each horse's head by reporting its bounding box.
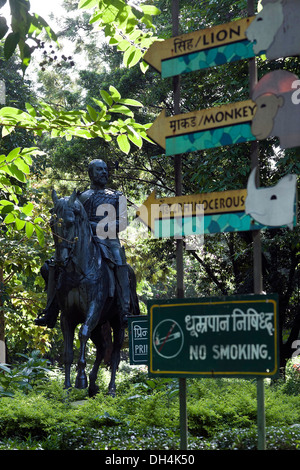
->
[50,189,85,266]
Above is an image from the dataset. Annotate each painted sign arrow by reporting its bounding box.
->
[146,100,257,156]
[144,16,256,78]
[136,169,297,238]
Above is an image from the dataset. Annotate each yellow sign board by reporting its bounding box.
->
[147,100,257,151]
[144,17,255,75]
[136,188,247,233]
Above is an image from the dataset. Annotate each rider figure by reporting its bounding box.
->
[35,159,130,329]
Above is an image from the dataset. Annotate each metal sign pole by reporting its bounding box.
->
[172,0,187,451]
[248,0,266,451]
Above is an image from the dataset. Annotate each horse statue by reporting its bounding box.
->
[49,189,140,397]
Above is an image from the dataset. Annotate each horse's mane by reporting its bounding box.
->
[51,195,93,243]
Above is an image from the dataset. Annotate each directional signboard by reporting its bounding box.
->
[146,101,257,156]
[136,173,298,238]
[148,295,279,378]
[144,16,256,78]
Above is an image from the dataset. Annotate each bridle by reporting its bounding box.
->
[51,212,79,268]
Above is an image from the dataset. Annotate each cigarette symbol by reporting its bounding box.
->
[153,319,184,359]
[155,323,181,352]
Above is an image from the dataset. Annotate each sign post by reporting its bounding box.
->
[171,0,187,451]
[247,0,266,451]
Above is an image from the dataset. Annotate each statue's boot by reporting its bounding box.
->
[35,299,59,328]
[115,265,131,328]
[35,263,59,328]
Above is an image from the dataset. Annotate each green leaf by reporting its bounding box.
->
[6,147,21,162]
[100,89,113,106]
[28,14,58,42]
[0,199,14,206]
[78,0,99,8]
[140,5,161,15]
[87,104,98,121]
[119,98,143,107]
[4,212,15,224]
[140,60,149,74]
[15,218,25,230]
[109,85,121,101]
[0,200,14,214]
[0,16,8,40]
[22,202,34,216]
[25,103,37,117]
[123,44,136,67]
[127,127,143,148]
[6,163,26,182]
[4,32,20,60]
[1,126,13,138]
[14,157,30,174]
[116,39,130,52]
[35,225,44,246]
[110,104,133,117]
[117,134,130,154]
[25,221,34,238]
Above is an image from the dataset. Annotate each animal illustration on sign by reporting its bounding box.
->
[245,167,297,229]
[245,0,300,60]
[251,69,300,148]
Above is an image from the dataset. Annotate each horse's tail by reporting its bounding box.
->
[128,264,141,316]
[102,322,113,365]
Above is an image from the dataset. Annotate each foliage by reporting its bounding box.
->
[0,0,58,73]
[210,425,300,450]
[79,0,161,71]
[0,362,300,450]
[0,350,51,397]
[0,88,152,154]
[0,146,46,244]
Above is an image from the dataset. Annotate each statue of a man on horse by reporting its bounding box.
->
[35,159,140,396]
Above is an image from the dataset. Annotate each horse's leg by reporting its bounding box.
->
[61,315,75,390]
[88,324,106,397]
[75,301,99,389]
[108,321,125,397]
[75,322,89,389]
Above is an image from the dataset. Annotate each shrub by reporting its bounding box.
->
[1,362,300,450]
[211,425,300,450]
[0,351,51,397]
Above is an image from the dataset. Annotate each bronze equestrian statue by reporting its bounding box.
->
[35,159,140,396]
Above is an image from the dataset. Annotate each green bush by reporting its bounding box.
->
[0,351,51,397]
[1,362,300,450]
[210,425,300,450]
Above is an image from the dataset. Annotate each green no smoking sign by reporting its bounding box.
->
[148,294,279,378]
